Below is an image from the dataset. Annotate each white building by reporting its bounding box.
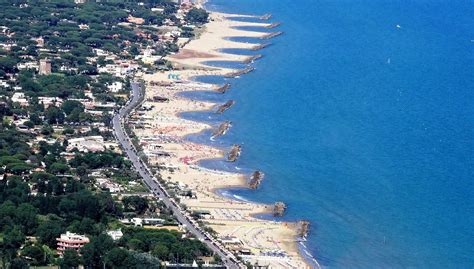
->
[107,81,123,93]
[96,178,123,193]
[107,229,123,241]
[17,61,39,71]
[67,136,105,152]
[11,92,28,107]
[0,80,9,88]
[38,96,63,108]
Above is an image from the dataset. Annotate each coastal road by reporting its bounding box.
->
[112,82,243,269]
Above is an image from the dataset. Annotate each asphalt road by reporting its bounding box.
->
[112,82,242,269]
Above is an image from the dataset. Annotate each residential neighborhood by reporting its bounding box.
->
[0,1,219,268]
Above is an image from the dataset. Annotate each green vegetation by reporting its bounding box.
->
[0,126,213,267]
[0,0,217,268]
[186,8,209,24]
[70,151,131,170]
[119,227,212,263]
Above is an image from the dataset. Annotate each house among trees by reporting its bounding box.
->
[56,232,90,256]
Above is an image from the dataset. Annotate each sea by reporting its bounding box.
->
[181,0,474,268]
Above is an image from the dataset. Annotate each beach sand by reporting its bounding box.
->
[134,11,315,269]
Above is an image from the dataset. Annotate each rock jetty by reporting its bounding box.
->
[265,22,281,29]
[216,100,235,114]
[242,54,262,64]
[251,43,271,51]
[215,83,231,93]
[261,31,283,40]
[248,170,264,189]
[272,202,287,217]
[211,121,231,139]
[297,221,310,238]
[227,144,241,162]
[224,66,255,78]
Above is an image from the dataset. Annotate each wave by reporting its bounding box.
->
[298,241,322,269]
[218,190,250,202]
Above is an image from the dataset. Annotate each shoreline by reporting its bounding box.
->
[133,6,319,268]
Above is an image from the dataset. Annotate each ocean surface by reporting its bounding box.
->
[185,0,474,268]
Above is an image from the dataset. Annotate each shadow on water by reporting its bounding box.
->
[226,36,263,44]
[201,60,248,69]
[218,48,259,56]
[225,16,264,23]
[192,75,230,85]
[232,25,274,32]
[177,90,224,102]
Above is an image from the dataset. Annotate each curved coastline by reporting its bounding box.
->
[181,70,322,269]
[135,5,319,268]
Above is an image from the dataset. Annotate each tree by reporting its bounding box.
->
[76,165,87,177]
[21,245,46,266]
[45,107,65,125]
[185,8,208,24]
[122,196,148,214]
[151,244,169,260]
[63,127,75,135]
[69,218,95,235]
[127,238,145,251]
[1,226,25,264]
[16,203,38,235]
[105,248,135,269]
[37,217,65,248]
[79,112,93,123]
[9,258,29,269]
[61,100,84,115]
[82,234,114,269]
[59,249,82,269]
[66,107,82,123]
[40,124,54,135]
[0,57,17,73]
[48,162,70,174]
[23,120,34,128]
[8,163,32,175]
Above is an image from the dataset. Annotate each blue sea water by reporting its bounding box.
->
[190,0,474,268]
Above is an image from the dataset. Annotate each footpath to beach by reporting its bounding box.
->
[132,7,318,269]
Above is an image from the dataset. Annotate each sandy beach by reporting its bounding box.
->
[133,10,316,269]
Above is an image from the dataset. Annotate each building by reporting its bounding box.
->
[39,58,51,75]
[127,15,145,25]
[11,92,28,107]
[177,0,193,5]
[38,96,63,108]
[107,81,123,93]
[56,231,89,256]
[35,37,44,47]
[67,136,105,152]
[17,61,39,71]
[120,217,165,227]
[96,178,123,193]
[107,229,123,241]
